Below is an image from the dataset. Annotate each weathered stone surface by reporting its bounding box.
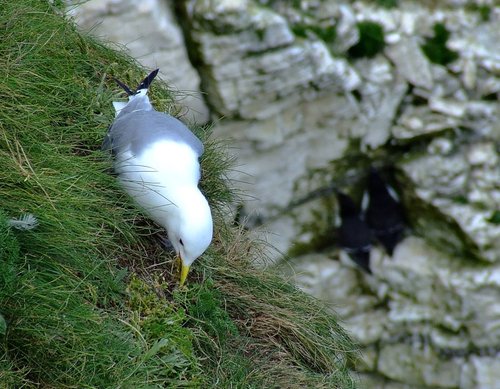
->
[392,106,460,140]
[469,355,500,389]
[448,22,500,73]
[462,288,500,348]
[334,4,359,52]
[429,327,470,352]
[400,144,500,262]
[378,343,462,388]
[186,1,361,119]
[361,80,408,149]
[199,38,360,119]
[359,373,429,389]
[353,56,409,149]
[386,37,433,90]
[225,122,349,213]
[282,253,379,318]
[344,310,387,345]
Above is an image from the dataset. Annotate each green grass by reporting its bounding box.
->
[421,23,459,66]
[292,24,337,45]
[487,211,500,225]
[373,0,398,8]
[348,21,386,59]
[466,4,491,22]
[0,1,358,387]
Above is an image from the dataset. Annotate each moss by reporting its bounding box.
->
[348,21,386,59]
[373,0,398,8]
[487,210,500,225]
[466,4,491,22]
[421,23,459,66]
[311,25,337,44]
[477,5,492,21]
[451,194,469,205]
[292,23,336,44]
[179,279,239,345]
[127,276,197,355]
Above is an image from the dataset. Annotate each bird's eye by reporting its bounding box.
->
[179,239,184,246]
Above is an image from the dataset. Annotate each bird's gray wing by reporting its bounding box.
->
[101,125,114,153]
[105,110,204,157]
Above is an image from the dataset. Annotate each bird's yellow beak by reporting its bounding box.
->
[179,258,190,287]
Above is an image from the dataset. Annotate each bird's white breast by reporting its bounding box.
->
[114,139,202,227]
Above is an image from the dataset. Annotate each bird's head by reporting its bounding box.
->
[169,189,213,287]
[112,69,159,116]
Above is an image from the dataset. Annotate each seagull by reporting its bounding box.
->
[363,168,405,256]
[102,69,213,286]
[336,191,373,274]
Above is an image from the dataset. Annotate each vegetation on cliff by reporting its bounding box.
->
[0,1,358,387]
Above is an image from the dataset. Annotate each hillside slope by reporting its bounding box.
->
[0,1,358,387]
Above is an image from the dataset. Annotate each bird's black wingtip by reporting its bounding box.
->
[113,77,134,96]
[136,68,160,91]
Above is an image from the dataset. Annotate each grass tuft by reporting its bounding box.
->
[373,0,398,8]
[292,24,337,45]
[348,21,386,59]
[487,210,500,225]
[177,228,359,388]
[421,23,459,66]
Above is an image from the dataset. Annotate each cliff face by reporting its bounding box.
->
[71,1,500,387]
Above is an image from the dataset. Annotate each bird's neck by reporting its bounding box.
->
[174,186,211,219]
[115,95,153,117]
[168,185,212,244]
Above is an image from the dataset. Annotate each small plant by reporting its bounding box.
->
[348,21,386,58]
[466,4,491,22]
[179,279,239,345]
[421,23,459,66]
[487,210,500,225]
[477,5,491,21]
[374,0,398,8]
[292,24,336,44]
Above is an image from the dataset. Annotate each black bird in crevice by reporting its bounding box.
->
[336,191,373,274]
[364,168,405,256]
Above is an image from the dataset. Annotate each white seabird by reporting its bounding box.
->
[103,69,213,286]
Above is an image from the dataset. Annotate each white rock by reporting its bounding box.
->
[355,346,378,372]
[462,289,500,348]
[465,101,498,118]
[378,343,461,388]
[469,355,500,389]
[427,137,454,155]
[430,327,470,351]
[352,56,407,149]
[448,23,500,73]
[344,310,387,345]
[429,97,466,118]
[466,142,498,166]
[385,37,434,90]
[283,253,378,317]
[393,106,460,140]
[334,4,359,52]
